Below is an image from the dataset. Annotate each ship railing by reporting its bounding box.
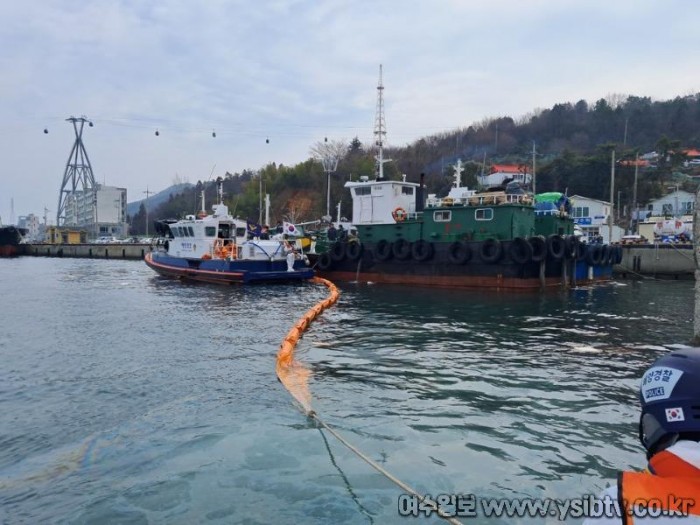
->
[534,209,569,217]
[427,193,533,208]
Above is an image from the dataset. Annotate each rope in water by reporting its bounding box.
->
[275,276,464,525]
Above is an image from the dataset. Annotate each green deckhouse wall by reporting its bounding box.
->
[357,204,541,243]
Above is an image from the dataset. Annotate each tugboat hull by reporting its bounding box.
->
[309,239,618,291]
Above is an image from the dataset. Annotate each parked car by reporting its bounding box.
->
[93,236,118,244]
[620,234,647,245]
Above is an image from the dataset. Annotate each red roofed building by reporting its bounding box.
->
[479,163,531,188]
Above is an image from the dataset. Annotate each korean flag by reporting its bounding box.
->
[665,407,685,422]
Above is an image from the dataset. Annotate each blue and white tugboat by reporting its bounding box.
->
[145,180,314,284]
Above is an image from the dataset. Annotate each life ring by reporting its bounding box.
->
[330,241,346,262]
[374,239,393,261]
[448,241,471,264]
[392,238,412,260]
[411,240,434,261]
[317,252,333,270]
[528,236,547,263]
[392,207,408,222]
[546,234,566,260]
[346,241,363,261]
[509,237,533,264]
[480,238,503,263]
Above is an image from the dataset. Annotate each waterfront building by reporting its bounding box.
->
[63,184,128,238]
[570,195,624,244]
[478,164,531,188]
[17,214,41,242]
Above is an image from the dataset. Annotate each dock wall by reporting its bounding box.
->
[21,243,149,260]
[615,244,694,279]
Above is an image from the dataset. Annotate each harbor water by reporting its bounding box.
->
[0,257,695,524]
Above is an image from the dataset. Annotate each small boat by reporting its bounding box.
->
[145,180,314,284]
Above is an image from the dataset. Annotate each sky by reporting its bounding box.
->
[1,0,699,224]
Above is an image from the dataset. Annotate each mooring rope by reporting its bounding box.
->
[275,276,464,525]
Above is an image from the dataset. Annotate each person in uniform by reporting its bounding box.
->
[584,347,700,524]
[283,235,296,272]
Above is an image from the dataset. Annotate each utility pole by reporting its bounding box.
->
[631,153,639,233]
[693,189,700,344]
[609,150,616,243]
[532,141,537,195]
[143,186,153,237]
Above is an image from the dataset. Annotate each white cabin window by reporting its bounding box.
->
[434,211,451,222]
[475,208,493,221]
[354,187,371,196]
[402,187,414,195]
[205,226,216,237]
[662,204,673,215]
[188,227,195,236]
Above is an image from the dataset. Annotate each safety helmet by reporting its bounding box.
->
[638,347,700,458]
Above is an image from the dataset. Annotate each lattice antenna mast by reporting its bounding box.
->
[374,64,391,179]
[56,116,96,226]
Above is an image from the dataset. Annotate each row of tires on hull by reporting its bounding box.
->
[316,235,623,270]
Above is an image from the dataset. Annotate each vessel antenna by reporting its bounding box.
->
[373,64,391,179]
[56,116,97,231]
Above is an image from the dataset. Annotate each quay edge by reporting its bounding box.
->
[20,243,150,260]
[615,243,694,279]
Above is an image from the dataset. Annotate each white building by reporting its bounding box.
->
[570,195,624,244]
[645,189,695,217]
[17,214,42,241]
[64,184,128,238]
[478,164,532,188]
[636,190,695,242]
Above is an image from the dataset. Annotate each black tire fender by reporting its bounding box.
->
[346,241,363,261]
[547,234,566,260]
[392,238,412,260]
[529,236,547,263]
[480,238,503,263]
[330,241,346,262]
[509,237,533,264]
[317,252,333,270]
[411,240,434,261]
[374,239,393,261]
[448,241,471,264]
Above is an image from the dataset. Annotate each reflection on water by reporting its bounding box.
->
[0,258,694,524]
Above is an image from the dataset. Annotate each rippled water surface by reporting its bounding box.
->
[0,257,695,524]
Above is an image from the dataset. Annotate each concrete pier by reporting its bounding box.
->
[21,243,150,260]
[615,243,694,279]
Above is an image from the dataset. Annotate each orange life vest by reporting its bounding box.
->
[619,447,700,524]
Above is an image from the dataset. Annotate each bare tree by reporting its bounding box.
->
[310,139,348,219]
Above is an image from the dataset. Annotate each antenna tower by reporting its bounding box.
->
[56,116,96,227]
[374,64,391,179]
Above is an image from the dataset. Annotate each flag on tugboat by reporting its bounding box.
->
[283,221,302,237]
[246,220,261,237]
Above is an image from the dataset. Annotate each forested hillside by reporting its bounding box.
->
[129,93,700,234]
